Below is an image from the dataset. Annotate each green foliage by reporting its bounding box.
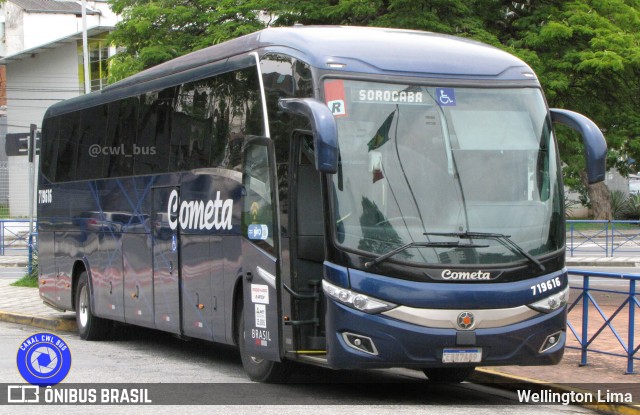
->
[107,54,144,84]
[564,193,580,217]
[107,0,640,207]
[604,191,640,220]
[610,190,629,219]
[107,0,277,81]
[626,194,640,219]
[11,256,38,288]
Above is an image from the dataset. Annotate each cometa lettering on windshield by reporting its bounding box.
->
[358,89,423,103]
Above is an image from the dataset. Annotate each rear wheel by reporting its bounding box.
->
[76,271,109,340]
[236,301,290,382]
[423,366,476,383]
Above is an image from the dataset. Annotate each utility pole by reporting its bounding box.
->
[81,0,90,93]
[28,124,36,276]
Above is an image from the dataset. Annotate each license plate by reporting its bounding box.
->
[442,348,482,363]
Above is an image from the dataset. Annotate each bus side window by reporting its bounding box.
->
[41,117,59,182]
[136,89,173,175]
[77,104,107,180]
[105,98,137,177]
[56,112,80,182]
[242,140,276,253]
[175,80,213,170]
[154,87,175,173]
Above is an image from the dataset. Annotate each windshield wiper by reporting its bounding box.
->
[424,231,546,272]
[364,240,489,268]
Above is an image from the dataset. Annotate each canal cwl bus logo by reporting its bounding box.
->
[16,332,71,386]
[167,190,233,231]
[424,269,502,281]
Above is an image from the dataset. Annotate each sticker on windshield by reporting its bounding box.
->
[356,89,424,104]
[436,88,456,106]
[248,224,269,240]
[325,80,347,117]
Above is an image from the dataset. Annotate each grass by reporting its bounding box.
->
[10,257,38,288]
[0,205,10,217]
[11,274,38,288]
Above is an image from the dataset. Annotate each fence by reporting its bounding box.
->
[567,269,639,374]
[0,219,31,255]
[0,159,31,218]
[2,218,636,373]
[567,219,640,257]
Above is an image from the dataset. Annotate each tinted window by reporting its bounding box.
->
[136,88,175,175]
[174,80,213,170]
[261,54,314,230]
[56,112,80,182]
[76,104,108,180]
[40,117,59,182]
[105,98,137,177]
[44,64,264,181]
[212,67,264,170]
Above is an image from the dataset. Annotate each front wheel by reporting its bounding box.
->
[237,302,290,382]
[75,271,109,340]
[423,366,476,383]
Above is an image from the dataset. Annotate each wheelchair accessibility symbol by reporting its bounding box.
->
[436,88,456,106]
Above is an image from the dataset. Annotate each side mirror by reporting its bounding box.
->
[550,108,607,184]
[279,98,339,173]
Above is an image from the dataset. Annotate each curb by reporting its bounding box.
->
[472,368,640,415]
[0,310,77,332]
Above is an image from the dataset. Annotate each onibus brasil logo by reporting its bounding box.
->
[16,333,71,386]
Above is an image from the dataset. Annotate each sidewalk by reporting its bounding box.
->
[0,255,28,267]
[566,256,640,267]
[0,273,638,414]
[0,276,76,331]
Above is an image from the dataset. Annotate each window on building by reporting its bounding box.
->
[77,34,111,92]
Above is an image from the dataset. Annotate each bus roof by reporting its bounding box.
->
[110,26,534,89]
[45,26,536,117]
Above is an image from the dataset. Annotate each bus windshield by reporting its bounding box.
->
[328,80,563,268]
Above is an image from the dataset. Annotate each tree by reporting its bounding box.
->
[107,0,280,81]
[478,0,640,219]
[108,0,640,218]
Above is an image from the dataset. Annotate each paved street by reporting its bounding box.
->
[0,321,599,414]
[0,264,637,413]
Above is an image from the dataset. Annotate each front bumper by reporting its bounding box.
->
[325,298,566,369]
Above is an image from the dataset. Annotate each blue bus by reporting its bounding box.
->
[38,26,606,383]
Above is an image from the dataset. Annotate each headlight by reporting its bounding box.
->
[528,286,570,313]
[322,280,397,314]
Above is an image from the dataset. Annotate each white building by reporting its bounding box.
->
[0,0,118,217]
[0,0,117,57]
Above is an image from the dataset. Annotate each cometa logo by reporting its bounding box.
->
[441,269,492,280]
[167,190,233,231]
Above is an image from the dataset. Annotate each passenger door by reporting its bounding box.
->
[241,138,282,362]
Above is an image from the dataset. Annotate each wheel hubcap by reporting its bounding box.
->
[79,286,88,327]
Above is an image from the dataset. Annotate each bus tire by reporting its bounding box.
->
[423,366,476,383]
[75,271,109,341]
[237,303,290,383]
